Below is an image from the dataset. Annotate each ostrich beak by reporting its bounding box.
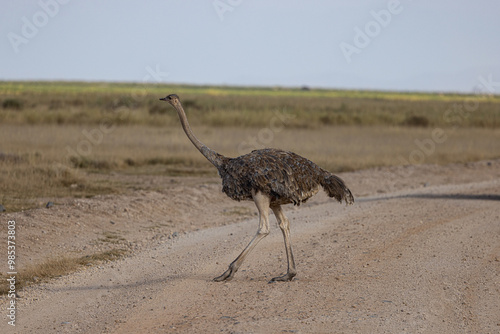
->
[159,97,167,101]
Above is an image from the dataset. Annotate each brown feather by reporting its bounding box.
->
[218,148,354,206]
[161,94,354,282]
[161,94,354,207]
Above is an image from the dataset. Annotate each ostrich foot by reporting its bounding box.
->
[269,271,296,283]
[213,267,236,282]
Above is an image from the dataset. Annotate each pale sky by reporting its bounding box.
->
[1,0,499,92]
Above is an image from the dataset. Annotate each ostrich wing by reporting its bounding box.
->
[221,148,326,205]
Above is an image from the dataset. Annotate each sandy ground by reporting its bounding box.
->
[1,160,500,333]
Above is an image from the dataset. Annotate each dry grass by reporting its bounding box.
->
[2,81,500,128]
[0,149,117,212]
[1,124,499,212]
[1,81,499,211]
[0,249,127,295]
[1,81,499,294]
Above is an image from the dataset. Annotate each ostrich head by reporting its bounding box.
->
[159,94,181,107]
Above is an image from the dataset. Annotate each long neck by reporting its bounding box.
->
[173,102,227,169]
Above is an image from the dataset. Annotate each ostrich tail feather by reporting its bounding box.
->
[320,173,354,205]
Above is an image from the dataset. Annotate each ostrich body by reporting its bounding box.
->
[160,94,354,282]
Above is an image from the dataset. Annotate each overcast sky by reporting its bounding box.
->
[1,0,499,92]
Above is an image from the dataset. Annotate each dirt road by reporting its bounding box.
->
[2,161,500,333]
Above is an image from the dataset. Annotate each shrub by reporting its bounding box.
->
[108,96,137,110]
[2,98,23,110]
[182,99,201,110]
[70,156,111,170]
[149,104,167,115]
[403,115,430,127]
[0,152,23,163]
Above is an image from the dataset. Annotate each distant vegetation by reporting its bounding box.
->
[1,81,499,128]
[1,81,499,212]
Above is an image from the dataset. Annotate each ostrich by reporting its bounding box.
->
[160,94,354,282]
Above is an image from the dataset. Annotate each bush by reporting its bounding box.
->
[2,99,23,110]
[70,156,111,170]
[149,104,167,115]
[0,152,23,163]
[403,115,430,127]
[182,99,201,110]
[108,96,137,110]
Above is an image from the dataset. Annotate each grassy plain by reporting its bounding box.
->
[2,81,500,128]
[1,81,499,294]
[1,81,500,212]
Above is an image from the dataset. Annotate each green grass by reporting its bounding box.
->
[1,81,499,128]
[2,80,494,101]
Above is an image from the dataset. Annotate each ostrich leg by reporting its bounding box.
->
[270,205,297,282]
[213,191,271,282]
